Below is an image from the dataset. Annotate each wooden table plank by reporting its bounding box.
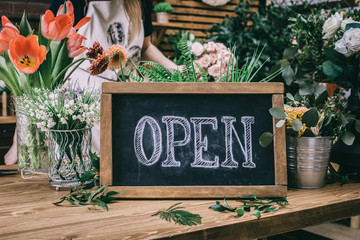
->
[0,173,360,239]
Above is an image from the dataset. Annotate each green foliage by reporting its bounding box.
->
[210,196,289,219]
[53,185,121,211]
[54,153,121,211]
[152,202,202,226]
[129,32,281,83]
[153,2,173,13]
[166,31,197,65]
[206,1,296,81]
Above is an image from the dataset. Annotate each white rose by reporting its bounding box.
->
[322,12,343,39]
[342,28,360,55]
[191,42,205,57]
[341,17,357,31]
[334,38,350,56]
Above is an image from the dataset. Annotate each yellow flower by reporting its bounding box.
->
[284,107,309,127]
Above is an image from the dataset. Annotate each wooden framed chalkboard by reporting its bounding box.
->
[100,82,286,198]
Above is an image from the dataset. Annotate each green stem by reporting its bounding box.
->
[52,57,93,86]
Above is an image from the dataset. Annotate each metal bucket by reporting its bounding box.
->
[286,136,332,189]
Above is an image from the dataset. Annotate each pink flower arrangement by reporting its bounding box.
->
[191,41,234,80]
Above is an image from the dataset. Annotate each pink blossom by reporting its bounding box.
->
[197,54,211,68]
[191,42,204,57]
[208,64,221,77]
[204,41,216,53]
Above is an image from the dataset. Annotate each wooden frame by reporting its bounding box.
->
[100,82,286,199]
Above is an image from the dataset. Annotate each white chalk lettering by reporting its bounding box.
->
[134,116,162,166]
[161,116,191,167]
[190,117,219,168]
[221,116,255,168]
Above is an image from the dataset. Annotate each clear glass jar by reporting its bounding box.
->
[48,128,92,188]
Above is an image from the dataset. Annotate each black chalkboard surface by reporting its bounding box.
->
[101,82,287,198]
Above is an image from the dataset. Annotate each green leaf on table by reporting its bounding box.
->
[153,202,202,226]
[92,199,109,211]
[302,108,319,127]
[79,170,96,183]
[264,207,279,213]
[258,132,274,148]
[223,197,236,211]
[253,207,261,219]
[90,185,107,200]
[236,207,245,216]
[291,119,303,132]
[269,107,286,119]
[341,131,355,146]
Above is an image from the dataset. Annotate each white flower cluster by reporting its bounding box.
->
[322,12,360,57]
[191,41,235,79]
[17,83,100,131]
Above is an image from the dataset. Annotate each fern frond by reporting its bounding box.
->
[152,202,202,226]
[177,32,197,82]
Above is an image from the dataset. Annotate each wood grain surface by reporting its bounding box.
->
[0,172,360,240]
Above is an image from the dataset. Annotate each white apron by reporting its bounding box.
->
[70,0,145,153]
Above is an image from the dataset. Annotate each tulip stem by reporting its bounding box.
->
[52,57,94,86]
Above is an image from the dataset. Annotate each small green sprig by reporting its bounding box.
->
[53,185,121,211]
[152,202,202,226]
[53,153,121,211]
[210,196,289,219]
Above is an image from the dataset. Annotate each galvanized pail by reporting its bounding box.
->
[286,136,332,189]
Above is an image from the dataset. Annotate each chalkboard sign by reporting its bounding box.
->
[100,82,286,198]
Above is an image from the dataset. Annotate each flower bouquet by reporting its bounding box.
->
[260,90,355,146]
[16,81,100,187]
[0,1,91,173]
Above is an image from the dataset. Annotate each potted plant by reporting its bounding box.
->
[260,90,357,188]
[322,11,360,175]
[153,2,173,23]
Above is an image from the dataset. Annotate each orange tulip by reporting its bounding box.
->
[57,0,75,24]
[0,16,19,53]
[41,10,72,41]
[67,30,87,58]
[56,1,90,36]
[8,35,46,74]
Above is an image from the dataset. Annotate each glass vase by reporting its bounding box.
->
[16,111,49,174]
[48,128,92,188]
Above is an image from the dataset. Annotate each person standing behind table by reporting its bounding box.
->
[4,0,180,164]
[65,0,180,153]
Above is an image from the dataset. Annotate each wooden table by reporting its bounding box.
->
[1,168,360,240]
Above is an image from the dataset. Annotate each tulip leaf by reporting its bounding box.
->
[19,11,34,37]
[302,108,319,127]
[269,107,286,119]
[259,132,274,148]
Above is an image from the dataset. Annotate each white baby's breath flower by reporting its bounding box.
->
[60,118,67,125]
